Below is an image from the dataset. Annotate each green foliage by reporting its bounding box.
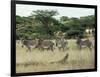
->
[80,15,95,28]
[65,30,84,39]
[60,16,69,22]
[16,10,95,39]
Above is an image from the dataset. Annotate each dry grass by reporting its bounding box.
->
[16,39,95,73]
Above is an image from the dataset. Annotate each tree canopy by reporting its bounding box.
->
[16,10,95,40]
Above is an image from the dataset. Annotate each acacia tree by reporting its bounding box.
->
[30,10,59,37]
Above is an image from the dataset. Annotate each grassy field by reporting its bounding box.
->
[16,39,95,73]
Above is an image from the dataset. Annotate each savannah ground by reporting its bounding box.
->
[16,39,95,73]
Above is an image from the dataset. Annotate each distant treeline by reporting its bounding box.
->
[16,10,95,40]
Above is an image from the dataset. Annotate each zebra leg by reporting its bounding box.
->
[58,47,61,51]
[91,42,94,50]
[79,45,82,50]
[41,47,44,51]
[26,46,31,52]
[62,47,64,51]
[63,46,67,51]
[88,45,92,51]
[47,48,49,51]
[87,42,93,51]
[50,45,54,52]
[51,47,54,52]
[29,47,31,52]
[26,48,28,52]
[56,42,58,47]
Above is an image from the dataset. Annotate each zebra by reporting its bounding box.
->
[40,40,54,51]
[21,39,38,52]
[56,38,68,51]
[76,37,93,51]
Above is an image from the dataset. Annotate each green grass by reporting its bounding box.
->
[16,39,95,73]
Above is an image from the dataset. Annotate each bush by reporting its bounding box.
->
[65,29,84,39]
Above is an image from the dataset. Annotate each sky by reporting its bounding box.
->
[16,4,95,19]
